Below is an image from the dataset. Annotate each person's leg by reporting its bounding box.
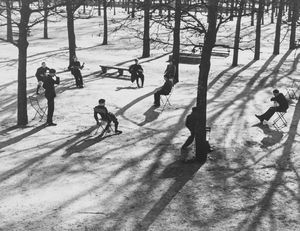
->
[78,71,83,87]
[47,98,54,124]
[182,130,195,149]
[140,74,144,87]
[108,113,120,132]
[261,107,277,121]
[74,73,80,87]
[154,91,161,106]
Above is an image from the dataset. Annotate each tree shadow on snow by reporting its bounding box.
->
[138,105,160,126]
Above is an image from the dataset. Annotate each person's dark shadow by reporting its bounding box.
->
[138,105,160,126]
[252,123,283,148]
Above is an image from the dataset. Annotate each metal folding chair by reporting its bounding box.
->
[28,94,48,121]
[160,87,174,112]
[273,112,287,130]
[286,80,299,100]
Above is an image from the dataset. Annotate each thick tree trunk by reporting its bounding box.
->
[195,0,219,162]
[273,0,284,55]
[17,1,31,125]
[66,0,77,65]
[142,0,151,58]
[289,0,299,50]
[232,0,245,67]
[254,0,264,60]
[131,0,135,18]
[172,0,181,84]
[43,0,48,39]
[6,0,13,42]
[103,0,108,45]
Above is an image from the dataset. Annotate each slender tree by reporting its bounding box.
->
[5,0,13,42]
[289,0,299,50]
[66,0,77,64]
[43,0,49,39]
[102,0,108,44]
[172,0,181,84]
[254,0,264,60]
[273,0,284,55]
[232,0,245,66]
[195,0,219,162]
[142,0,151,57]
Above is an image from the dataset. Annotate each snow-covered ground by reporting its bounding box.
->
[0,8,300,231]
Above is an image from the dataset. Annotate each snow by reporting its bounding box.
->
[1,7,300,231]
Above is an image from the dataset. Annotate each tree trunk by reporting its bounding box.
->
[6,0,13,42]
[195,0,219,162]
[17,0,31,125]
[66,0,77,65]
[103,0,108,45]
[229,0,234,21]
[131,0,135,18]
[273,0,284,55]
[172,0,181,84]
[98,0,101,16]
[251,0,255,26]
[232,0,245,67]
[254,0,264,60]
[142,0,151,58]
[289,0,299,50]
[43,0,48,39]
[271,0,275,23]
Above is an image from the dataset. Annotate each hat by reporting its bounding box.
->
[49,69,56,74]
[98,99,105,105]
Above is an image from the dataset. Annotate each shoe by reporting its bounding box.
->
[47,122,57,126]
[79,85,84,88]
[153,104,160,107]
[115,130,122,134]
[255,114,263,123]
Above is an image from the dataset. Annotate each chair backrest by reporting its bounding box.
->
[94,107,110,121]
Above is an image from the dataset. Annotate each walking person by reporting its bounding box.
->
[255,89,289,123]
[35,62,50,94]
[129,59,144,88]
[43,69,60,126]
[69,56,84,88]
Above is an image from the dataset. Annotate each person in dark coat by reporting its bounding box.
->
[94,99,122,133]
[35,62,50,94]
[129,59,144,88]
[153,76,173,107]
[43,69,60,126]
[69,56,84,88]
[182,107,197,149]
[164,59,176,81]
[255,89,289,123]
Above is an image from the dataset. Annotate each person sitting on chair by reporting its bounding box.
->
[164,59,176,81]
[255,89,289,123]
[153,76,173,107]
[94,99,122,133]
[129,59,144,88]
[35,62,50,94]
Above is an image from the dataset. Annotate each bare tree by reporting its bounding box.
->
[289,0,299,50]
[142,0,151,57]
[102,0,108,44]
[254,0,264,60]
[273,0,284,55]
[172,0,181,84]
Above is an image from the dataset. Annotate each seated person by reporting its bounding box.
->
[94,99,122,133]
[164,59,176,81]
[153,76,173,107]
[255,89,289,123]
[129,59,144,88]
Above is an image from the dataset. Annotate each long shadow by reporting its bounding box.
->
[0,126,97,183]
[138,105,160,126]
[133,160,204,231]
[0,124,46,150]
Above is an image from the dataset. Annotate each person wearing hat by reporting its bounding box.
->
[94,99,122,134]
[35,62,50,94]
[255,89,289,123]
[68,56,84,88]
[43,69,60,126]
[129,59,144,88]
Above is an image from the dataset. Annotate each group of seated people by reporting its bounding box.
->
[93,59,177,133]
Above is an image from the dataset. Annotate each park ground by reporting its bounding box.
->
[0,9,300,231]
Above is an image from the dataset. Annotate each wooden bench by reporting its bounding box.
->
[99,65,129,76]
[210,47,230,57]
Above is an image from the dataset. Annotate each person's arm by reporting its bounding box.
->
[94,109,99,124]
[54,77,60,85]
[80,62,85,69]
